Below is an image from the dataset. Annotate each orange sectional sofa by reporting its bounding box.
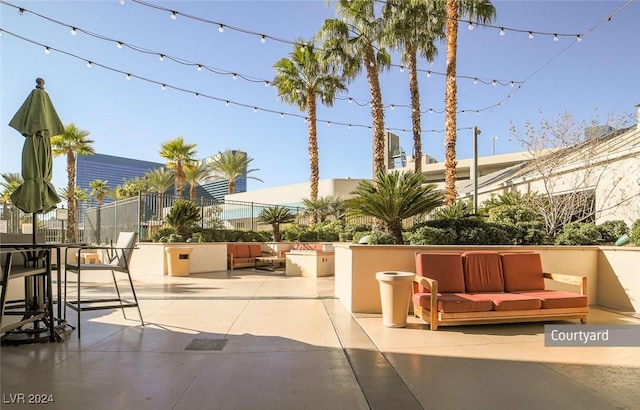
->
[412,251,589,330]
[226,243,264,270]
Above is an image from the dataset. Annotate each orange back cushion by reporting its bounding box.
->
[415,253,465,293]
[235,244,251,258]
[462,251,505,292]
[501,253,545,291]
[249,244,263,257]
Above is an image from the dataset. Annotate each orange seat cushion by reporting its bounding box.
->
[470,293,542,311]
[412,293,494,313]
[415,253,465,293]
[515,290,588,309]
[501,253,545,292]
[462,251,505,293]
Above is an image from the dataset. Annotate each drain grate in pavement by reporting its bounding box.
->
[185,338,228,351]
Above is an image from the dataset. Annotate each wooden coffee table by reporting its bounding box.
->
[254,256,286,272]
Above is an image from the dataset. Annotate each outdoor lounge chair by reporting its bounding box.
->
[64,232,144,338]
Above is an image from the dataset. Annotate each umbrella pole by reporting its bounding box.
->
[32,213,37,245]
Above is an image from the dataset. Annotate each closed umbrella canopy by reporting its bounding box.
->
[9,78,64,214]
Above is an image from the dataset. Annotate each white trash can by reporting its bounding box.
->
[376,271,415,328]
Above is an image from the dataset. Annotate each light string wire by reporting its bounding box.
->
[0,27,479,135]
[0,0,516,116]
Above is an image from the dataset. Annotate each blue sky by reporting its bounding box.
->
[1,0,638,194]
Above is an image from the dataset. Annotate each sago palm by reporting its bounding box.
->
[207,150,262,194]
[318,0,391,175]
[273,40,347,203]
[51,123,95,242]
[258,206,296,242]
[348,170,444,244]
[159,136,197,199]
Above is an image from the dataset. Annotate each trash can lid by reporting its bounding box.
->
[375,271,415,282]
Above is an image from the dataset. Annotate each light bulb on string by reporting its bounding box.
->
[195,93,199,98]
[44,47,50,54]
[264,81,270,87]
[18,8,24,15]
[161,84,166,90]
[348,124,352,130]
[510,81,515,87]
[499,28,505,36]
[170,11,177,20]
[399,66,404,73]
[426,71,431,78]
[390,105,395,110]
[126,73,131,80]
[117,42,123,49]
[218,24,224,33]
[232,73,237,80]
[528,32,534,39]
[553,34,558,42]
[158,54,164,61]
[492,80,497,86]
[70,27,77,35]
[118,0,125,4]
[327,122,331,127]
[468,21,474,31]
[86,61,92,68]
[280,113,284,118]
[260,35,266,44]
[473,78,478,85]
[348,98,353,103]
[576,35,582,42]
[253,107,258,113]
[225,101,229,107]
[197,65,203,72]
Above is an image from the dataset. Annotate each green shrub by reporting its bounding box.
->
[313,221,342,242]
[352,231,370,244]
[151,227,176,243]
[340,223,372,242]
[368,230,396,245]
[412,218,515,245]
[630,219,640,245]
[486,205,546,245]
[407,226,456,245]
[555,223,601,245]
[281,224,307,241]
[596,220,629,243]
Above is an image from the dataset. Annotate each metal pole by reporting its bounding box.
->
[492,136,498,155]
[472,127,480,214]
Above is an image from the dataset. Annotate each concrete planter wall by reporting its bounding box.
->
[334,243,639,314]
[130,242,227,275]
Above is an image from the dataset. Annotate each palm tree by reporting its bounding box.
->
[257,206,296,242]
[381,0,444,174]
[302,195,347,223]
[273,40,347,202]
[185,161,211,202]
[145,167,174,218]
[159,136,197,199]
[444,0,496,204]
[89,179,111,206]
[51,123,95,242]
[348,170,444,244]
[89,179,110,243]
[113,176,148,200]
[1,172,23,228]
[207,150,262,194]
[318,0,391,176]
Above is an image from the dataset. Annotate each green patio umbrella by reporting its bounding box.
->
[9,78,64,241]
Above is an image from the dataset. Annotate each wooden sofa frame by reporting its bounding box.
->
[413,253,589,331]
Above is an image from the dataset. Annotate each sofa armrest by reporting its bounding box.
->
[543,272,587,295]
[414,274,438,294]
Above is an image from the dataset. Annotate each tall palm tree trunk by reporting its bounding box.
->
[66,152,77,242]
[365,45,386,176]
[307,93,319,202]
[444,0,459,205]
[406,43,423,174]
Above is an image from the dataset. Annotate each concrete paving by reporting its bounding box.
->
[1,269,639,409]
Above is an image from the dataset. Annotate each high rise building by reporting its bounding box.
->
[76,153,164,209]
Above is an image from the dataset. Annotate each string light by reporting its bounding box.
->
[499,28,505,36]
[70,27,77,35]
[468,21,474,31]
[126,73,131,80]
[117,42,123,49]
[232,73,237,80]
[260,35,266,44]
[553,34,559,42]
[161,84,166,90]
[528,32,534,39]
[576,35,582,42]
[170,11,177,20]
[426,71,431,78]
[18,7,24,15]
[118,0,125,5]
[86,61,92,68]
[44,46,50,54]
[197,64,203,71]
[218,24,224,33]
[399,66,404,73]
